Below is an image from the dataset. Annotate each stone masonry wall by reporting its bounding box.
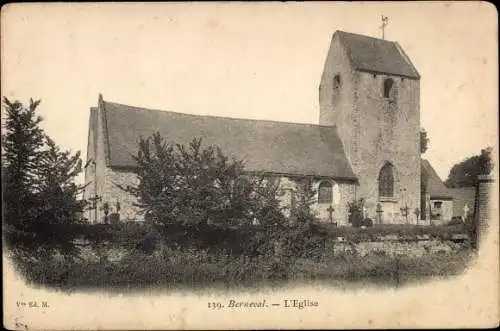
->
[311,181,355,225]
[102,167,143,222]
[330,238,468,258]
[319,34,420,225]
[82,108,97,223]
[278,177,355,225]
[319,34,357,163]
[475,174,494,248]
[352,72,421,225]
[84,96,145,223]
[83,102,110,224]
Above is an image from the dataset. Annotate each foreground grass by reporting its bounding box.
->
[15,246,475,293]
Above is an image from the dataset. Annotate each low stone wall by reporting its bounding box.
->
[330,235,470,258]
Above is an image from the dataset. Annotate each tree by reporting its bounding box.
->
[290,177,316,226]
[121,132,284,228]
[420,128,429,154]
[2,98,87,260]
[444,147,493,188]
[3,98,46,256]
[32,137,88,255]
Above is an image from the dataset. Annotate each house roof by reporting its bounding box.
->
[99,99,358,180]
[335,31,420,79]
[421,159,452,199]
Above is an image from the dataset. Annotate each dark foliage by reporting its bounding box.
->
[444,147,492,188]
[347,199,365,227]
[420,128,429,154]
[2,98,88,261]
[363,218,374,227]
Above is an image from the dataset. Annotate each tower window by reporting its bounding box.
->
[378,163,394,198]
[383,78,394,98]
[318,181,333,203]
[333,74,341,90]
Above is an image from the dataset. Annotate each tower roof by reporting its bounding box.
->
[335,31,420,79]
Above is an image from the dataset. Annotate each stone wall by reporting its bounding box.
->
[83,100,111,224]
[475,174,494,248]
[82,108,97,222]
[277,177,355,225]
[85,166,143,223]
[330,237,469,258]
[352,72,421,224]
[319,34,357,163]
[312,181,355,226]
[102,168,143,222]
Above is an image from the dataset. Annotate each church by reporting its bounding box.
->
[84,30,451,225]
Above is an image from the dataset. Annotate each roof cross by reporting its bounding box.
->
[380,15,389,40]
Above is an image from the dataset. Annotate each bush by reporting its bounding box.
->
[79,222,162,254]
[447,216,464,226]
[363,218,373,227]
[348,199,365,227]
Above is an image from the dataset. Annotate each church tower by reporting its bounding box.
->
[319,31,421,224]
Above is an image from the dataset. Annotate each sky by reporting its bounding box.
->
[1,2,498,183]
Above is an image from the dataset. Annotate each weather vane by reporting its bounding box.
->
[380,15,389,40]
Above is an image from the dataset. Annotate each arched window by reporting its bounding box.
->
[378,163,394,198]
[383,78,394,98]
[318,181,333,203]
[333,74,341,90]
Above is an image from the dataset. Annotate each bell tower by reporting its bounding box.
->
[319,30,421,224]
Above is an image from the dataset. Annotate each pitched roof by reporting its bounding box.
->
[100,99,357,180]
[335,31,420,79]
[421,159,452,199]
